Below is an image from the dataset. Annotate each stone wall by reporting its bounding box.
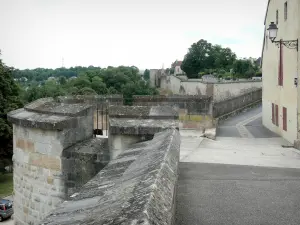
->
[213,81,262,102]
[133,95,212,115]
[213,88,262,118]
[57,95,123,130]
[62,138,109,198]
[40,129,181,225]
[8,98,94,225]
[159,75,262,101]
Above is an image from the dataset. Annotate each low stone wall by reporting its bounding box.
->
[133,95,211,114]
[57,95,123,130]
[213,88,262,118]
[40,129,180,225]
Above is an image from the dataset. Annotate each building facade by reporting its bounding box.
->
[173,61,185,76]
[262,0,300,144]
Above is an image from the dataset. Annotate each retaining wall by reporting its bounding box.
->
[213,88,262,118]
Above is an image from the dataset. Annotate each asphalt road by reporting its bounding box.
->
[217,104,279,138]
[176,105,300,225]
[176,163,300,225]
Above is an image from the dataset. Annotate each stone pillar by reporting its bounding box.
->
[8,98,93,225]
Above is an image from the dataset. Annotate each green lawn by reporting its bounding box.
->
[0,173,13,198]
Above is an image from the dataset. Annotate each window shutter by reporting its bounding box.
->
[272,103,275,124]
[283,107,287,131]
[275,104,279,126]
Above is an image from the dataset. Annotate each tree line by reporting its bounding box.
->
[1,54,158,170]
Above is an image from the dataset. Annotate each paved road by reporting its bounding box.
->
[176,105,300,225]
[217,104,279,138]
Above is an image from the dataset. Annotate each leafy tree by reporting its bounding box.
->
[59,76,67,85]
[91,76,107,94]
[232,59,255,78]
[78,87,97,95]
[143,69,150,80]
[0,52,23,169]
[181,39,236,78]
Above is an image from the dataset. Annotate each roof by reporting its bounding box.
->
[174,61,182,67]
[0,199,11,204]
[171,60,183,68]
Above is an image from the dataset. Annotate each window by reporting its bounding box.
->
[276,10,279,25]
[284,2,288,21]
[0,205,4,210]
[283,107,287,131]
[278,41,283,86]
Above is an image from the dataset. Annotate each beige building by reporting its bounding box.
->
[172,60,185,76]
[262,0,300,144]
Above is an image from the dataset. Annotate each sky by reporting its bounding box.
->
[0,0,268,70]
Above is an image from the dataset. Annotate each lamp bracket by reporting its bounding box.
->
[272,39,298,51]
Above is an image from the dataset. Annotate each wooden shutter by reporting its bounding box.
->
[272,103,275,124]
[275,104,279,126]
[278,41,283,86]
[283,107,287,131]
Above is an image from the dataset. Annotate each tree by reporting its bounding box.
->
[232,59,255,78]
[181,39,237,78]
[78,87,97,95]
[91,76,107,94]
[0,52,23,170]
[143,69,150,80]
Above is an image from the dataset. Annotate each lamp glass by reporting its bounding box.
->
[268,22,278,40]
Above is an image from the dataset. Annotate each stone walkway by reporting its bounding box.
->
[176,105,300,225]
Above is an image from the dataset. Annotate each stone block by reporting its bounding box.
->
[29,153,61,171]
[47,176,54,185]
[16,138,35,152]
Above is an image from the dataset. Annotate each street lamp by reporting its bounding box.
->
[267,22,298,51]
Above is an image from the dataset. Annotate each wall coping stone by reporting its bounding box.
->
[57,95,123,104]
[40,129,180,225]
[8,98,93,130]
[25,98,93,117]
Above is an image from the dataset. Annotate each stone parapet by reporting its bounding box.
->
[109,105,178,120]
[133,95,212,115]
[109,118,178,135]
[40,129,180,225]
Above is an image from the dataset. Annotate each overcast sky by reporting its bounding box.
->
[0,0,267,70]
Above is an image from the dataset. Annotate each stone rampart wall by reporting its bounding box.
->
[40,129,180,225]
